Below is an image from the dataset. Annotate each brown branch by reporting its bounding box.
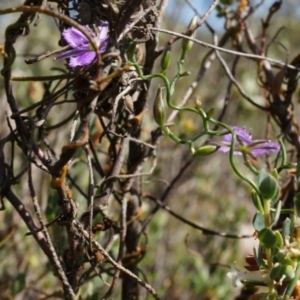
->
[73,220,161,300]
[144,193,253,239]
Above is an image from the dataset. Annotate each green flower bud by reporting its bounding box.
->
[180,71,191,77]
[276,250,294,266]
[182,16,198,53]
[161,46,171,72]
[194,97,202,109]
[274,231,283,248]
[206,108,215,119]
[153,85,166,128]
[258,174,279,200]
[282,265,295,280]
[270,263,295,281]
[194,145,218,156]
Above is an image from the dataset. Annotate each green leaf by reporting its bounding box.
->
[270,263,283,280]
[271,200,282,227]
[251,191,263,212]
[283,265,295,280]
[258,169,267,186]
[270,184,280,206]
[270,263,295,281]
[253,212,265,231]
[258,228,277,248]
[258,174,279,200]
[274,231,283,248]
[283,218,291,238]
[276,250,293,266]
[254,246,266,268]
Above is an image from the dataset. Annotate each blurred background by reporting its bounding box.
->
[1,0,300,299]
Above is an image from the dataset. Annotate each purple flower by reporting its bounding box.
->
[55,22,109,68]
[217,126,280,157]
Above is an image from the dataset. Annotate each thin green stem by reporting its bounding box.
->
[131,60,199,114]
[242,153,259,175]
[263,199,275,294]
[132,54,262,199]
[263,200,271,228]
[277,138,287,173]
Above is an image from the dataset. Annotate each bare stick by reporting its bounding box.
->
[73,220,161,300]
[151,27,299,70]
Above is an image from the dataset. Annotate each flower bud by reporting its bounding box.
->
[194,145,218,156]
[161,46,171,72]
[258,174,279,200]
[206,108,215,119]
[282,265,295,280]
[276,250,294,266]
[182,16,197,53]
[270,263,295,281]
[180,71,191,77]
[194,97,202,109]
[153,85,166,128]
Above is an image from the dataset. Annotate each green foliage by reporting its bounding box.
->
[258,174,279,201]
[258,228,277,249]
[253,212,265,231]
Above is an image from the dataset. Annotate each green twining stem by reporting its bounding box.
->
[132,53,262,200]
